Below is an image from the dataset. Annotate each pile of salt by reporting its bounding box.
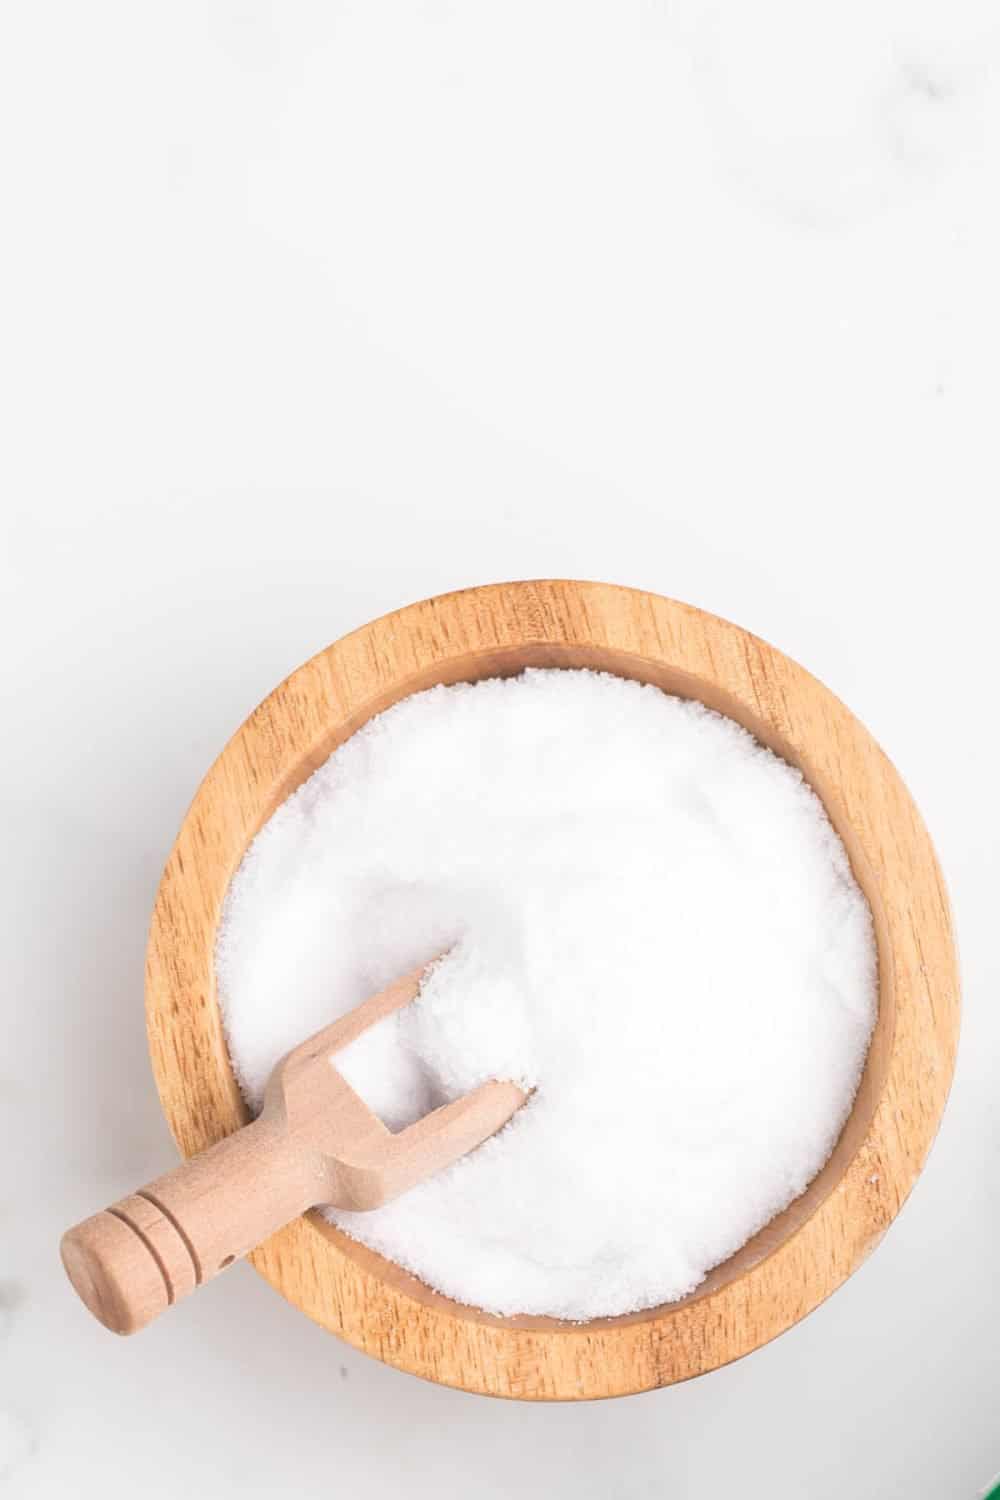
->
[217,669,875,1320]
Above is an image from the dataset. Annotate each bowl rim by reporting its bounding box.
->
[145,579,960,1400]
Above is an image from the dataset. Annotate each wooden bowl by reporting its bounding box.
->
[146,580,959,1400]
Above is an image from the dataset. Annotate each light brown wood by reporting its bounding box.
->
[144,580,959,1399]
[61,964,525,1334]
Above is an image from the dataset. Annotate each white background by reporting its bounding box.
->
[2,3,999,1496]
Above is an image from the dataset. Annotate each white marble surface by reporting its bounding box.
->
[3,3,999,1495]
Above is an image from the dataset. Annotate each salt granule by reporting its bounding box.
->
[217,669,876,1320]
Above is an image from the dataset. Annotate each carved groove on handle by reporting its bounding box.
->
[135,1189,203,1286]
[106,1207,175,1304]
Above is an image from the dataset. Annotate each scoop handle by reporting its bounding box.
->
[60,1116,323,1334]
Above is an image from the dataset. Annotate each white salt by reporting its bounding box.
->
[217,669,876,1320]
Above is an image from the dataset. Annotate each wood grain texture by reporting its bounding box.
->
[63,964,524,1335]
[146,580,960,1400]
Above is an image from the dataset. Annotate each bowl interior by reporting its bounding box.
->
[229,640,892,1333]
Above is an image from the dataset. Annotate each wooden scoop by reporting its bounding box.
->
[61,963,525,1336]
